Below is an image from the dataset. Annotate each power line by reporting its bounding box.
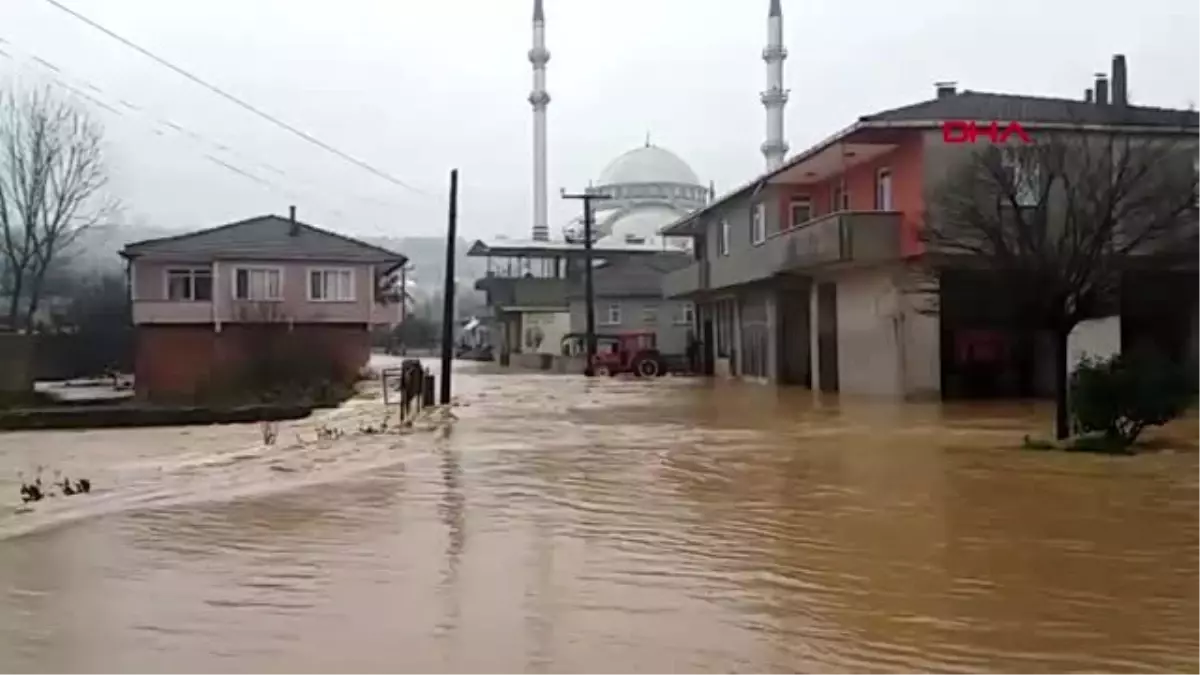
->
[1,41,346,216]
[40,0,439,200]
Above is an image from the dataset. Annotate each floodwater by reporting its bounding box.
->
[0,358,1196,673]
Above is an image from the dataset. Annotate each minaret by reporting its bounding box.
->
[528,0,551,241]
[760,0,789,171]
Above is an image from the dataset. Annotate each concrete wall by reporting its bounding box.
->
[568,297,693,355]
[519,311,571,355]
[1068,316,1122,372]
[0,333,35,393]
[809,264,940,398]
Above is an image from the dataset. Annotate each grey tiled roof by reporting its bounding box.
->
[862,92,1199,127]
[120,215,407,266]
[568,253,691,299]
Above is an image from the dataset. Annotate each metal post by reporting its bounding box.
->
[439,169,459,404]
[561,188,611,377]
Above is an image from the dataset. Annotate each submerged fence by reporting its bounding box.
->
[381,359,436,422]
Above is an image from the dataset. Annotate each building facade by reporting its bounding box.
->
[121,213,406,399]
[662,56,1199,397]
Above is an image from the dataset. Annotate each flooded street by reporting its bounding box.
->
[0,360,1196,673]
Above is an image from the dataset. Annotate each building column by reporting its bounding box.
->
[897,267,942,400]
[808,281,821,391]
[765,289,779,382]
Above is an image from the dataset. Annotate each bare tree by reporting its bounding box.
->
[922,128,1198,439]
[0,85,116,332]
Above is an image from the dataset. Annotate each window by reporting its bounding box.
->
[831,184,849,212]
[673,301,695,326]
[165,267,212,301]
[751,203,766,245]
[789,198,813,229]
[719,219,730,256]
[1190,154,1200,205]
[308,268,355,301]
[641,303,658,325]
[601,303,622,325]
[876,168,893,210]
[1002,154,1040,207]
[233,267,283,301]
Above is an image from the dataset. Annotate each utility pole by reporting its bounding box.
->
[398,264,410,325]
[561,188,611,377]
[439,169,459,405]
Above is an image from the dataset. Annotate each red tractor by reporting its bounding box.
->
[560,330,668,377]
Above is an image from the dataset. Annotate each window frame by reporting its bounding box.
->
[231,265,285,302]
[719,219,731,256]
[831,183,849,212]
[788,198,813,229]
[164,266,213,302]
[1194,154,1199,208]
[673,300,695,326]
[875,167,893,210]
[307,267,357,302]
[601,302,622,326]
[1001,153,1041,207]
[750,203,766,245]
[640,303,658,325]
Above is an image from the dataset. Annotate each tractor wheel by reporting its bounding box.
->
[634,356,661,378]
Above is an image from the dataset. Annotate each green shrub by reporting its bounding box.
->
[1069,353,1196,448]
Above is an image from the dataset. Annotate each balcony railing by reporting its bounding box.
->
[476,276,571,309]
[663,211,903,295]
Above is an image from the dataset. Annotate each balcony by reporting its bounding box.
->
[662,261,709,299]
[475,275,571,310]
[667,211,902,293]
[131,300,213,324]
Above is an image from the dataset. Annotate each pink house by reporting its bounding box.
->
[120,212,406,399]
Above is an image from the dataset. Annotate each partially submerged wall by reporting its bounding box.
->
[0,333,35,393]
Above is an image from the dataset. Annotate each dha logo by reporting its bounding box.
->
[941,120,1032,144]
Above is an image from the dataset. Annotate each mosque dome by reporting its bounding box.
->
[596,144,701,187]
[596,205,692,251]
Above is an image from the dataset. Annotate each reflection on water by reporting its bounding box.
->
[0,360,1196,673]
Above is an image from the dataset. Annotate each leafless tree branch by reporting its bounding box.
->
[0,84,117,332]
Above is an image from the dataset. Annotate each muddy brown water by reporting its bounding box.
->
[0,358,1196,673]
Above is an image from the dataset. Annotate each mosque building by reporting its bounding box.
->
[468,0,787,366]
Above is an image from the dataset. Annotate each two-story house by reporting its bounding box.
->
[120,211,407,399]
[567,253,695,358]
[662,54,1199,399]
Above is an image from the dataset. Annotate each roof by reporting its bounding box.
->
[596,144,701,187]
[120,215,407,267]
[567,253,691,298]
[862,91,1199,127]
[661,92,1199,235]
[467,237,679,257]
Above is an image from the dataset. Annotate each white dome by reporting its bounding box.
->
[596,145,701,187]
[596,205,692,252]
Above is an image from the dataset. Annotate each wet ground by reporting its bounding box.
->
[0,358,1196,673]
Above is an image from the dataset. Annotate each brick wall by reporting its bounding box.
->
[135,323,371,400]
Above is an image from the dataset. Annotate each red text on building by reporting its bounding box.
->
[941,120,1032,144]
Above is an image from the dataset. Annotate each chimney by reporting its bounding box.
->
[935,81,957,99]
[1094,72,1109,105]
[1111,54,1128,106]
[1085,88,1094,103]
[288,205,299,236]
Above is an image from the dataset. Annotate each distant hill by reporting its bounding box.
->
[54,227,489,293]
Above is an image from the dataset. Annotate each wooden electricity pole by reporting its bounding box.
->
[439,169,459,404]
[561,188,611,377]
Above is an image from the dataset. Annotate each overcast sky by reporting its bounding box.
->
[1,0,1197,242]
